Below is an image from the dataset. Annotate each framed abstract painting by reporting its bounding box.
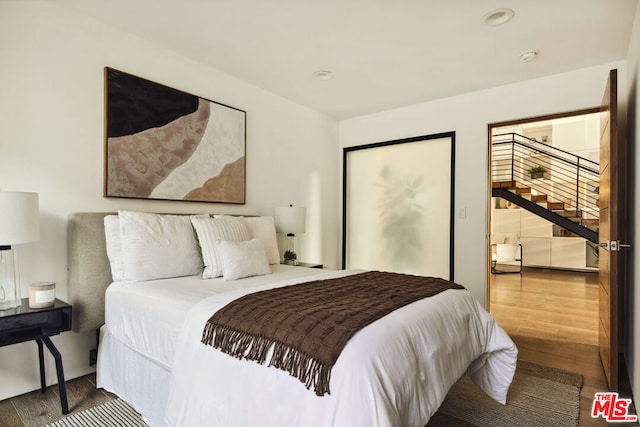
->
[342,132,455,280]
[104,67,246,204]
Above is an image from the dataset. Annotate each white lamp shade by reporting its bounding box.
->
[0,192,40,246]
[274,205,306,235]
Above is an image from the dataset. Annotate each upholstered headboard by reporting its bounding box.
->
[67,212,115,333]
[67,211,254,333]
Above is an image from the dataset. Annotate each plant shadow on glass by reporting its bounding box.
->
[377,165,426,271]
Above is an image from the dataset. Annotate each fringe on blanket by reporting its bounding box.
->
[202,323,332,396]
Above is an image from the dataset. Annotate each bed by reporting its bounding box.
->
[67,211,518,427]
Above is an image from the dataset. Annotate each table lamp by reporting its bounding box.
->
[274,204,306,265]
[0,192,40,310]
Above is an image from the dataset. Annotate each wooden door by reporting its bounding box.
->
[598,68,629,390]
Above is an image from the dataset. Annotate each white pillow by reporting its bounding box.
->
[218,239,271,281]
[191,215,251,278]
[104,215,124,281]
[243,216,280,265]
[118,211,204,281]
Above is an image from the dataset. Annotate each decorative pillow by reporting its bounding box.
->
[191,215,251,278]
[242,216,280,265]
[118,211,204,282]
[104,215,124,281]
[218,239,271,281]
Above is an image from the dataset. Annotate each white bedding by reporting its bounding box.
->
[103,264,324,369]
[98,265,338,425]
[164,269,518,427]
[99,266,517,426]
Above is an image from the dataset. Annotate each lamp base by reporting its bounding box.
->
[0,299,21,310]
[0,247,22,310]
[282,234,298,265]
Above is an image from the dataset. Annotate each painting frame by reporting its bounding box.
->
[104,67,247,204]
[342,132,455,280]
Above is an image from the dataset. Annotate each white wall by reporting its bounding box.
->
[0,1,339,400]
[551,115,600,161]
[625,1,640,409]
[339,62,625,306]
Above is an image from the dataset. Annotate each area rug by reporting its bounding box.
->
[42,361,581,427]
[427,360,583,427]
[43,398,146,427]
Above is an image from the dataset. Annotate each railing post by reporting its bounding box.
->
[575,158,581,212]
[511,134,515,183]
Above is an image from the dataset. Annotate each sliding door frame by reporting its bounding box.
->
[342,131,455,280]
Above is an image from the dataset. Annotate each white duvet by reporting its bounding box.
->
[164,269,517,427]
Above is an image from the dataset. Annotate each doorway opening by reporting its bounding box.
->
[487,108,601,347]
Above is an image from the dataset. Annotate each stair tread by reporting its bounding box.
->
[492,181,516,189]
[547,202,565,210]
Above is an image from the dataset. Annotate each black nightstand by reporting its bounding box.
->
[0,298,72,414]
[295,262,323,269]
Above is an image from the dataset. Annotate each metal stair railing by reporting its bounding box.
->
[492,187,598,243]
[491,132,600,223]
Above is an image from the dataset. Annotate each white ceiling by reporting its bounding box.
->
[58,0,638,119]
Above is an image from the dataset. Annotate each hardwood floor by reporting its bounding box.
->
[491,267,599,346]
[491,267,637,426]
[0,374,116,427]
[0,267,635,426]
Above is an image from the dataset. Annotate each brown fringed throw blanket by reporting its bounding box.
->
[201,271,465,396]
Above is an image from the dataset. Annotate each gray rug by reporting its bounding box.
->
[43,398,146,427]
[427,360,583,427]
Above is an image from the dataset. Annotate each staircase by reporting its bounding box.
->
[491,133,599,244]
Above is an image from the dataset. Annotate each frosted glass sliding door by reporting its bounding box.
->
[342,132,454,280]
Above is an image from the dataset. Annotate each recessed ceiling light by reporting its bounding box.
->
[484,8,515,26]
[312,70,334,81]
[519,49,538,63]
